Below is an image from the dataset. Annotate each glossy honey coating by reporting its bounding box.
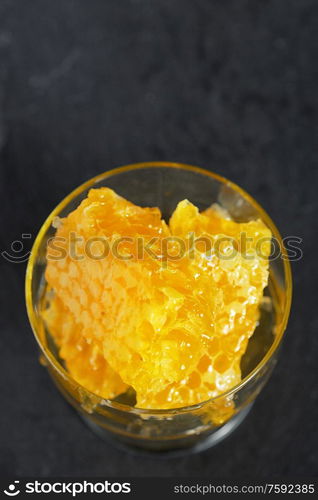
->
[44,188,271,409]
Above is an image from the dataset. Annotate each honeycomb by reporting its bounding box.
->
[43,294,128,399]
[44,187,271,409]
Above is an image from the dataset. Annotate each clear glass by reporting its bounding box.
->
[25,162,292,454]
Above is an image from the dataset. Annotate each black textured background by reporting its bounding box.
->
[0,0,317,478]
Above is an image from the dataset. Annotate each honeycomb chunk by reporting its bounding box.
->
[43,188,271,410]
[43,295,127,399]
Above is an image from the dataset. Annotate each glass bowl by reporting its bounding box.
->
[25,162,292,455]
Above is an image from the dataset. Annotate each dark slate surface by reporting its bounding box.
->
[0,0,317,478]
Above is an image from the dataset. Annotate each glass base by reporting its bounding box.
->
[81,403,253,458]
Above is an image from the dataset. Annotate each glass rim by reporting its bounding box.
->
[25,162,292,415]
